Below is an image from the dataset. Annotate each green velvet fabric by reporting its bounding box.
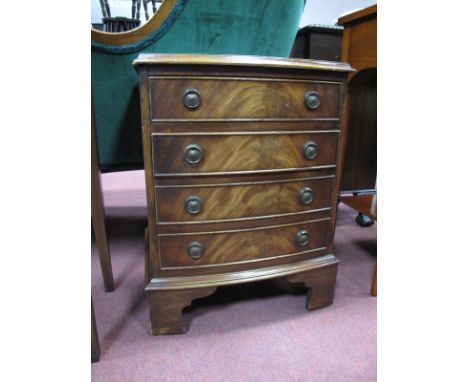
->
[92,0,304,170]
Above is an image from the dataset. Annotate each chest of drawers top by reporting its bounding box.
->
[134,53,353,72]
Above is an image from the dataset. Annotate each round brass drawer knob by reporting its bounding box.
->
[183,89,201,109]
[296,230,310,247]
[187,241,204,260]
[185,195,203,215]
[303,141,318,160]
[299,187,314,205]
[304,91,320,110]
[183,144,203,165]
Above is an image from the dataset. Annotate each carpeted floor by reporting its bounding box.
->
[92,170,377,382]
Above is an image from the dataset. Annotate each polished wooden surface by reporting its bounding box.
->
[340,5,377,80]
[155,176,333,223]
[338,4,377,193]
[92,97,114,292]
[339,194,377,221]
[156,208,330,237]
[146,254,339,289]
[149,78,341,120]
[152,120,340,133]
[158,219,330,268]
[134,53,354,72]
[136,54,352,334]
[338,4,377,26]
[152,132,339,176]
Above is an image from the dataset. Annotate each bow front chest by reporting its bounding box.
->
[134,54,353,335]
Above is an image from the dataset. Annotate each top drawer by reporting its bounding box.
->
[149,77,341,120]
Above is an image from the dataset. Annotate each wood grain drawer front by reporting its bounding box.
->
[158,219,330,268]
[152,132,339,176]
[156,176,334,224]
[149,78,341,120]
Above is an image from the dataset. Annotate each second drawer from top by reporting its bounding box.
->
[152,131,339,176]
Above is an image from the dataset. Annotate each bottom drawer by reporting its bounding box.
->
[158,218,330,268]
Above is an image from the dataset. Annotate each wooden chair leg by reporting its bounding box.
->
[371,265,377,296]
[91,297,100,363]
[92,96,114,292]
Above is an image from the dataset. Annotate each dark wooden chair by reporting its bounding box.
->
[132,0,160,21]
[102,17,141,33]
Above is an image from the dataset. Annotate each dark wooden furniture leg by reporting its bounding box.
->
[91,298,100,363]
[144,227,150,285]
[148,287,217,335]
[371,265,377,297]
[353,193,374,227]
[286,263,338,310]
[92,98,114,292]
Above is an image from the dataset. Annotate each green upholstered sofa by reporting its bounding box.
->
[91,0,305,171]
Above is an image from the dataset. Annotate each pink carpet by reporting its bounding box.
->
[92,170,377,381]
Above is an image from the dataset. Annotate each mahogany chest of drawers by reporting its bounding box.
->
[133,54,353,335]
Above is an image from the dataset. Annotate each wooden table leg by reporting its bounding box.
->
[371,265,377,296]
[91,298,100,363]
